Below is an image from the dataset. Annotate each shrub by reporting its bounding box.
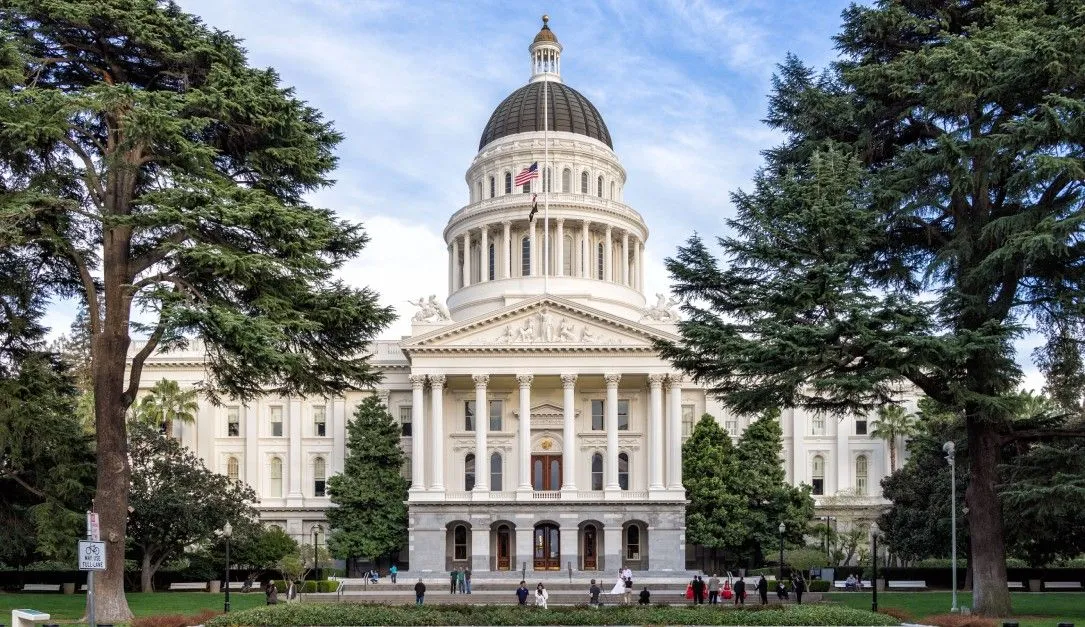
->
[133,610,220,627]
[808,580,831,592]
[318,580,338,592]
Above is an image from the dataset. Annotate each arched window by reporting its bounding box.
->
[504,172,512,194]
[313,456,326,497]
[453,524,468,560]
[610,181,615,199]
[226,456,239,482]
[562,168,571,192]
[562,235,573,276]
[597,175,603,197]
[521,236,531,276]
[855,455,869,495]
[489,176,495,198]
[591,453,603,490]
[465,453,476,491]
[487,243,496,281]
[581,171,589,194]
[596,242,605,279]
[269,457,283,497]
[812,455,825,495]
[618,452,629,490]
[490,452,503,491]
[626,525,641,560]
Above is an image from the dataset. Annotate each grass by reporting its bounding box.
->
[0,591,266,621]
[825,591,1085,627]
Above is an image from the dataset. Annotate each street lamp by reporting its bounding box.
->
[312,525,323,582]
[944,441,958,613]
[778,522,786,583]
[222,522,232,613]
[870,522,881,613]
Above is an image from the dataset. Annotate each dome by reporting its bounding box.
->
[478,81,613,151]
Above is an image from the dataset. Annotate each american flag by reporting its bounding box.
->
[514,162,539,187]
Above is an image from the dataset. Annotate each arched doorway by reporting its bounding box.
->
[582,523,599,570]
[534,523,560,570]
[496,524,512,571]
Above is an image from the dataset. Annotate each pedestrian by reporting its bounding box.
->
[516,580,530,605]
[757,575,768,605]
[611,571,625,602]
[588,579,601,608]
[414,578,426,605]
[793,574,806,605]
[449,568,458,594]
[708,573,720,604]
[457,569,466,594]
[390,564,398,584]
[464,568,472,594]
[535,582,549,608]
[639,586,651,605]
[734,577,746,606]
[265,581,278,605]
[695,575,706,605]
[286,580,298,603]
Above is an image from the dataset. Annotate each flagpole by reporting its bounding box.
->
[543,69,550,295]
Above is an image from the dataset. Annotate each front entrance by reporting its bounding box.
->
[531,455,562,490]
[496,525,512,570]
[582,524,598,570]
[534,524,560,570]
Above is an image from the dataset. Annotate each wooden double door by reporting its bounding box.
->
[531,455,562,491]
[534,524,560,570]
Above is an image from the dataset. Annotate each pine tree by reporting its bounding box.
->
[0,2,395,618]
[659,2,1085,613]
[326,397,408,565]
[682,414,735,571]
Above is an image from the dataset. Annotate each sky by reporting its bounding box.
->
[41,0,1046,391]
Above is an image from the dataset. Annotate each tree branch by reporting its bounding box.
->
[124,319,167,405]
[129,231,191,278]
[49,230,101,337]
[59,136,105,208]
[1,471,47,499]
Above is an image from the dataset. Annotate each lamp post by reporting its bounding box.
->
[944,441,958,612]
[778,522,786,583]
[870,522,880,613]
[312,525,323,582]
[222,522,232,613]
[820,515,836,565]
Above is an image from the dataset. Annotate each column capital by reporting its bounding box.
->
[516,373,534,387]
[648,373,667,387]
[604,373,621,387]
[560,373,578,388]
[473,373,490,387]
[502,220,512,227]
[409,374,426,388]
[667,373,684,386]
[605,224,613,235]
[429,374,446,387]
[622,230,629,241]
[555,217,565,225]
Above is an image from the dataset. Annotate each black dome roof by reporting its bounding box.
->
[478,81,612,151]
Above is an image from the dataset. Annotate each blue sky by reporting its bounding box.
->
[42,0,1046,389]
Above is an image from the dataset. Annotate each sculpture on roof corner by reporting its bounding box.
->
[641,293,680,323]
[408,295,452,323]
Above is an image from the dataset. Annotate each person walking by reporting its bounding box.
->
[449,568,458,594]
[265,581,278,605]
[623,570,633,606]
[708,573,720,604]
[793,574,806,605]
[757,575,768,605]
[389,564,398,584]
[464,568,472,594]
[588,579,601,608]
[535,582,549,608]
[414,578,426,605]
[516,580,530,605]
[734,577,746,606]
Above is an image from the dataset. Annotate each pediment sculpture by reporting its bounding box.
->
[641,293,680,323]
[409,294,453,323]
[480,309,621,345]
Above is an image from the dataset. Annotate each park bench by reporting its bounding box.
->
[12,608,51,627]
[887,580,927,590]
[167,582,209,592]
[832,580,872,590]
[1008,581,1025,590]
[1043,581,1083,591]
[21,584,62,593]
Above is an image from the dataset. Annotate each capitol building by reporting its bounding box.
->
[135,18,897,574]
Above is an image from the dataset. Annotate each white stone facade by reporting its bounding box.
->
[132,18,898,574]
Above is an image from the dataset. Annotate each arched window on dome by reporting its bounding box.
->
[487,243,496,281]
[591,452,603,490]
[562,168,571,192]
[596,242,604,279]
[521,236,531,277]
[581,171,589,194]
[504,172,512,194]
[489,176,495,198]
[562,235,573,276]
[597,175,604,198]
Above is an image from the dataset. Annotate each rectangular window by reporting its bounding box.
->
[617,400,629,430]
[522,181,530,193]
[812,414,826,436]
[489,400,503,432]
[400,406,413,437]
[725,419,737,435]
[227,406,240,437]
[270,406,283,437]
[489,176,495,198]
[812,478,824,495]
[855,418,868,435]
[465,400,475,431]
[313,405,326,437]
[682,404,695,438]
[591,400,604,431]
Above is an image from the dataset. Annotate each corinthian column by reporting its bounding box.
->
[517,374,533,492]
[473,374,489,492]
[604,225,613,282]
[502,221,512,279]
[621,231,629,286]
[666,374,684,490]
[480,228,489,282]
[556,218,565,277]
[429,375,446,491]
[561,374,578,493]
[409,374,427,492]
[604,373,621,491]
[648,374,666,491]
[581,220,590,278]
[463,231,472,287]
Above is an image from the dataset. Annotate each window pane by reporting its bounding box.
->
[465,454,475,491]
[626,525,639,559]
[227,457,239,481]
[489,400,503,431]
[682,404,695,437]
[454,526,467,560]
[618,400,629,430]
[596,242,604,279]
[549,458,560,491]
[489,176,495,198]
[465,401,475,431]
[581,171,588,194]
[227,406,240,437]
[591,453,603,490]
[488,244,496,281]
[591,400,604,430]
[490,453,502,491]
[533,458,543,491]
[505,173,512,194]
[400,406,412,437]
[618,453,629,490]
[855,419,867,435]
[270,406,283,437]
[597,176,603,197]
[521,237,531,276]
[314,405,326,437]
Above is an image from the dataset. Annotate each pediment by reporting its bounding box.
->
[402,296,675,353]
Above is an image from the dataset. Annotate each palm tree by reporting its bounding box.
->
[135,378,199,439]
[871,405,917,471]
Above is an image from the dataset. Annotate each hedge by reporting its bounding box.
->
[206,603,898,626]
[808,580,831,592]
[270,580,337,593]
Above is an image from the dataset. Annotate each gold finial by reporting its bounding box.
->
[542,14,549,26]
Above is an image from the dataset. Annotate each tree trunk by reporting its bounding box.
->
[966,418,1011,616]
[141,552,154,593]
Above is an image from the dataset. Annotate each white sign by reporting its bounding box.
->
[78,540,106,571]
[87,512,100,541]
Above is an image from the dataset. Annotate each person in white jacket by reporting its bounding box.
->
[535,582,549,608]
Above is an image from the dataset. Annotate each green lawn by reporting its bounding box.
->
[0,591,266,621]
[825,591,1085,627]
